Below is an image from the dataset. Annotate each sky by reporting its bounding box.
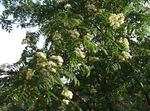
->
[0,4,43,65]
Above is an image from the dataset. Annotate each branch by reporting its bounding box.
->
[90,22,105,38]
[74,92,92,111]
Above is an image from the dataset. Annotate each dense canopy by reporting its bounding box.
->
[0,0,150,111]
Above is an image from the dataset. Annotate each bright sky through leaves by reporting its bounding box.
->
[0,4,25,64]
[0,4,44,64]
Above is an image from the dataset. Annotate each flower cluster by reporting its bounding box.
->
[61,89,73,105]
[86,4,97,12]
[35,52,64,73]
[57,0,65,3]
[62,99,70,105]
[36,52,47,59]
[74,48,86,58]
[41,55,63,73]
[26,68,34,80]
[69,29,80,38]
[64,3,72,10]
[118,38,132,61]
[121,51,132,61]
[50,55,64,66]
[109,13,125,29]
[119,37,129,51]
[84,33,94,40]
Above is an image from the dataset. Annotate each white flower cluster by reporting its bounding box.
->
[122,51,132,60]
[35,53,64,73]
[119,37,129,51]
[109,13,125,29]
[36,52,47,59]
[50,55,64,66]
[61,89,73,105]
[62,99,70,105]
[74,48,86,58]
[84,33,94,40]
[69,29,80,38]
[118,38,132,61]
[26,68,34,80]
[64,3,72,9]
[47,55,64,73]
[57,0,65,3]
[86,4,97,12]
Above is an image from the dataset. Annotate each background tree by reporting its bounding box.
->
[0,0,150,111]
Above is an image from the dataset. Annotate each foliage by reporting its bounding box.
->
[0,0,150,110]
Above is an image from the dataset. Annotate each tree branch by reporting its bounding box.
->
[74,92,92,111]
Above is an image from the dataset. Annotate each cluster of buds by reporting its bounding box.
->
[68,29,80,38]
[26,68,34,80]
[84,33,94,40]
[86,4,97,12]
[109,13,125,29]
[61,89,73,105]
[74,48,86,58]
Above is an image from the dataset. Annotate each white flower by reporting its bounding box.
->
[50,55,62,62]
[74,48,86,58]
[109,14,117,22]
[64,3,72,9]
[36,52,46,59]
[69,30,80,38]
[51,68,57,73]
[122,51,132,60]
[109,13,125,29]
[63,99,70,105]
[61,76,70,84]
[50,55,64,66]
[61,90,73,99]
[119,19,125,24]
[74,31,80,37]
[123,38,129,46]
[36,62,47,68]
[48,61,57,67]
[26,68,34,80]
[57,0,65,3]
[57,56,64,63]
[84,33,94,40]
[77,63,82,68]
[118,13,125,20]
[113,22,120,29]
[86,4,97,12]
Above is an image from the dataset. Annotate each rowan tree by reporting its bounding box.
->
[0,0,150,111]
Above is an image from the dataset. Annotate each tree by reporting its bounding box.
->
[0,0,150,110]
